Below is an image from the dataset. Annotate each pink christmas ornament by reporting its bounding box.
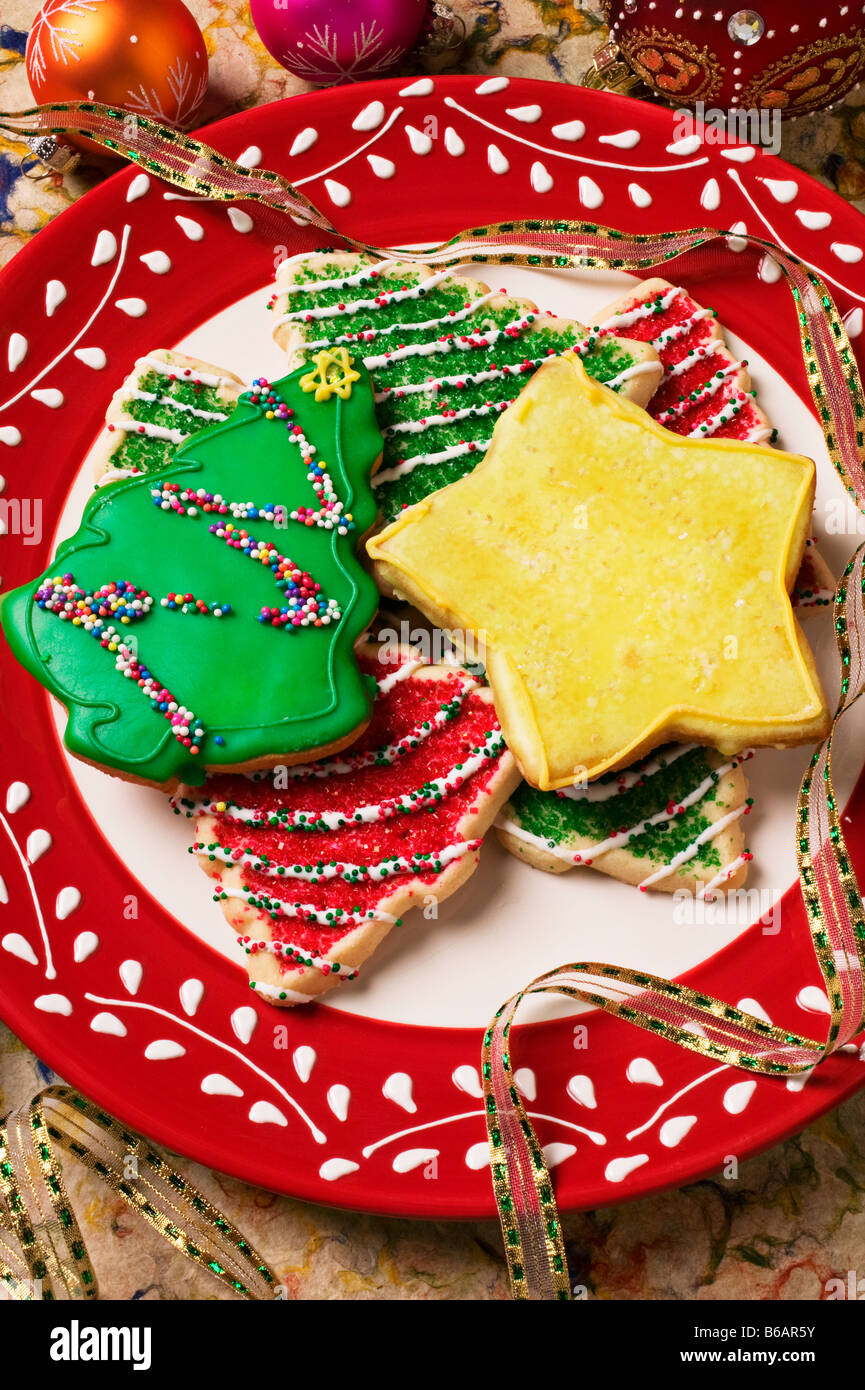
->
[250,0,428,85]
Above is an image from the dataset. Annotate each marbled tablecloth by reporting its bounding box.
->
[2,0,865,1301]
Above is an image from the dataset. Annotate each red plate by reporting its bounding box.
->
[1,76,865,1217]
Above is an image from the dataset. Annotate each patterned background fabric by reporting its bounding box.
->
[2,0,865,1300]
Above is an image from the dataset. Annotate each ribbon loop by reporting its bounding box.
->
[0,1087,277,1300]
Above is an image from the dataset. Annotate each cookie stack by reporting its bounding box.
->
[0,252,833,1006]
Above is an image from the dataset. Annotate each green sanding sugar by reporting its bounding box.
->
[509,746,726,873]
[284,262,643,523]
[107,373,233,476]
[109,431,176,472]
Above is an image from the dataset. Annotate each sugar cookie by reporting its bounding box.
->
[368,353,830,789]
[176,645,520,1005]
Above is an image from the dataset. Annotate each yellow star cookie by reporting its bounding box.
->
[367,353,830,790]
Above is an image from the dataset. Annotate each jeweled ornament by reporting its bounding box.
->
[249,0,428,84]
[595,1,865,114]
[727,10,765,46]
[26,0,208,133]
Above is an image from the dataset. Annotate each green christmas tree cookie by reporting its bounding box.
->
[1,354,382,788]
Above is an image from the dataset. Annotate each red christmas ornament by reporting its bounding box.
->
[600,2,865,115]
[26,0,208,130]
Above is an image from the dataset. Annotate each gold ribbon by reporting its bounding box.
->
[0,1087,277,1300]
[2,100,865,1302]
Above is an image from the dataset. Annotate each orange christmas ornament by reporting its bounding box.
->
[26,0,208,135]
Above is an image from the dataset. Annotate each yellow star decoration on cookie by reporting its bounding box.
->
[300,347,361,403]
[368,354,830,790]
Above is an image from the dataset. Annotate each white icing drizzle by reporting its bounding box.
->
[571,759,744,860]
[185,732,504,829]
[370,327,626,406]
[250,981,314,1004]
[497,817,576,865]
[287,260,665,502]
[373,437,493,487]
[637,803,749,890]
[55,886,81,920]
[130,389,229,422]
[328,310,529,377]
[2,934,38,966]
[500,752,751,881]
[226,888,397,930]
[795,586,834,608]
[112,417,187,445]
[239,932,362,979]
[277,268,453,324]
[282,684,471,776]
[179,977,205,1016]
[650,308,713,350]
[26,829,52,864]
[596,286,679,332]
[95,467,143,487]
[6,781,31,814]
[613,286,769,443]
[695,854,750,900]
[120,959,143,995]
[374,357,545,402]
[197,837,478,884]
[319,1157,359,1181]
[376,659,425,693]
[327,1084,351,1121]
[201,1072,244,1095]
[90,1012,127,1036]
[138,356,229,388]
[73,931,99,962]
[302,291,501,354]
[280,258,397,296]
[247,1099,286,1125]
[687,402,767,441]
[662,341,722,380]
[293,1045,316,1080]
[383,1072,416,1113]
[383,398,514,437]
[604,360,661,389]
[34,994,72,1015]
[655,361,743,421]
[559,744,697,802]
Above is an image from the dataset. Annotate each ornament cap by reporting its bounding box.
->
[583,40,645,96]
[24,133,79,178]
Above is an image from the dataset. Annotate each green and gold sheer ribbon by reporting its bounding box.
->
[0,1086,276,1299]
[3,102,865,1302]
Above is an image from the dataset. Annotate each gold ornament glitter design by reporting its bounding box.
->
[300,346,361,402]
[618,25,723,105]
[741,32,865,112]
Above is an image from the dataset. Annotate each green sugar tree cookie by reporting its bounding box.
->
[1,354,382,788]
